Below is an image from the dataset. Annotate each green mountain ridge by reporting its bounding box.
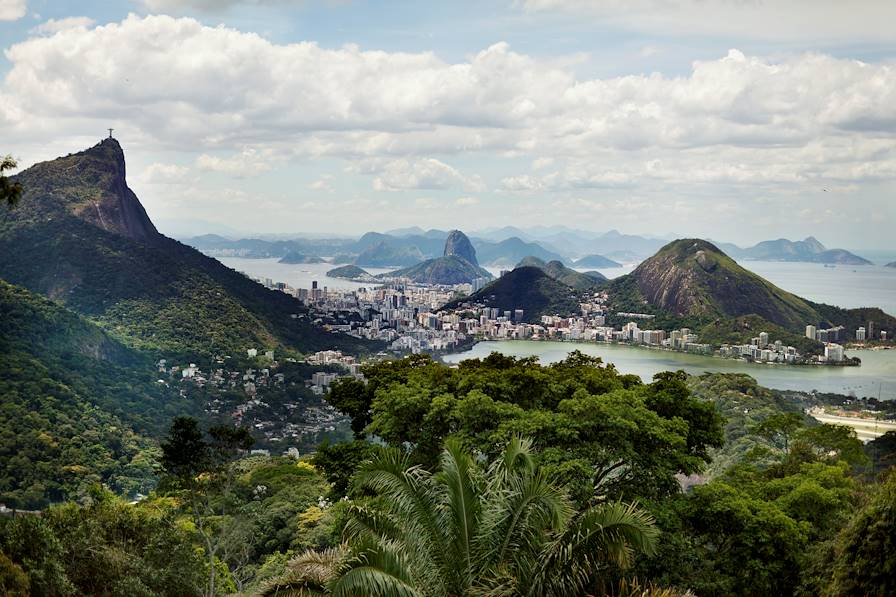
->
[443,266,582,322]
[516,256,606,289]
[382,254,493,285]
[0,139,374,359]
[605,239,896,348]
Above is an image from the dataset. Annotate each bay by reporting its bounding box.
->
[217,257,396,291]
[442,340,896,399]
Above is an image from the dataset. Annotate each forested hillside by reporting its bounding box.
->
[0,139,375,359]
[0,280,200,508]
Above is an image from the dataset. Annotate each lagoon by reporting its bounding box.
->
[442,340,896,399]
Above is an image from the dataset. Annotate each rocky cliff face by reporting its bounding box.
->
[443,230,478,265]
[11,138,159,243]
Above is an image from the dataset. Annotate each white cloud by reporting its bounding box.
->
[308,174,334,192]
[360,158,486,192]
[195,148,273,177]
[2,13,895,244]
[501,175,544,192]
[0,0,25,21]
[515,0,896,43]
[30,16,95,34]
[137,162,191,184]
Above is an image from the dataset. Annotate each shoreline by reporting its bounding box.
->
[449,337,861,369]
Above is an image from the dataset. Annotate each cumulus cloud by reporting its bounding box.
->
[195,148,274,177]
[137,162,191,184]
[2,12,895,230]
[30,16,95,34]
[308,174,334,192]
[358,158,486,192]
[0,0,25,21]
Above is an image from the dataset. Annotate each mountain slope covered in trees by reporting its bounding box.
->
[0,139,374,358]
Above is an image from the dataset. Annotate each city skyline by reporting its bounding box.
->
[1,1,895,247]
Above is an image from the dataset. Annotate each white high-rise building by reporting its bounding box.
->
[759,332,769,347]
[805,325,817,340]
[856,327,866,341]
[824,343,844,362]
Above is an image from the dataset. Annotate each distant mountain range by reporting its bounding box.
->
[712,237,871,265]
[184,228,875,270]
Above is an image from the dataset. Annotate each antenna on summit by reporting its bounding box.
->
[107,128,114,139]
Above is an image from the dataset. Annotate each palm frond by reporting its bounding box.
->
[438,438,482,591]
[331,539,423,597]
[531,502,660,597]
[258,547,344,597]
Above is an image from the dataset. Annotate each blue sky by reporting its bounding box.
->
[1,0,895,247]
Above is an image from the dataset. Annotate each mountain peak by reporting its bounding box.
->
[802,236,826,253]
[443,229,478,266]
[628,238,818,327]
[13,138,159,243]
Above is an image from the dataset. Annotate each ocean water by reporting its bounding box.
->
[217,257,396,291]
[443,340,896,399]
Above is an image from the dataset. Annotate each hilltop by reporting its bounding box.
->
[517,256,606,289]
[444,229,478,265]
[442,266,582,323]
[384,255,492,285]
[383,231,493,285]
[605,239,896,348]
[0,139,374,358]
[574,254,622,268]
[278,251,325,264]
[326,264,373,281]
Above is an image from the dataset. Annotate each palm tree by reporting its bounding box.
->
[289,436,658,596]
[260,547,344,597]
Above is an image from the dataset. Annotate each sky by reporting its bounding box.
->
[1,0,895,248]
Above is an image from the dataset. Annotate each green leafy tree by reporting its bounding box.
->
[752,412,805,454]
[823,473,896,596]
[1,155,22,207]
[160,416,254,597]
[312,440,377,498]
[275,436,659,596]
[0,551,29,597]
[334,353,723,503]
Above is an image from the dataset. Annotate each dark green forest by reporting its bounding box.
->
[3,353,893,596]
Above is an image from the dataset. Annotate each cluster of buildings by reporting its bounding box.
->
[808,324,888,344]
[251,274,476,353]
[250,273,869,368]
